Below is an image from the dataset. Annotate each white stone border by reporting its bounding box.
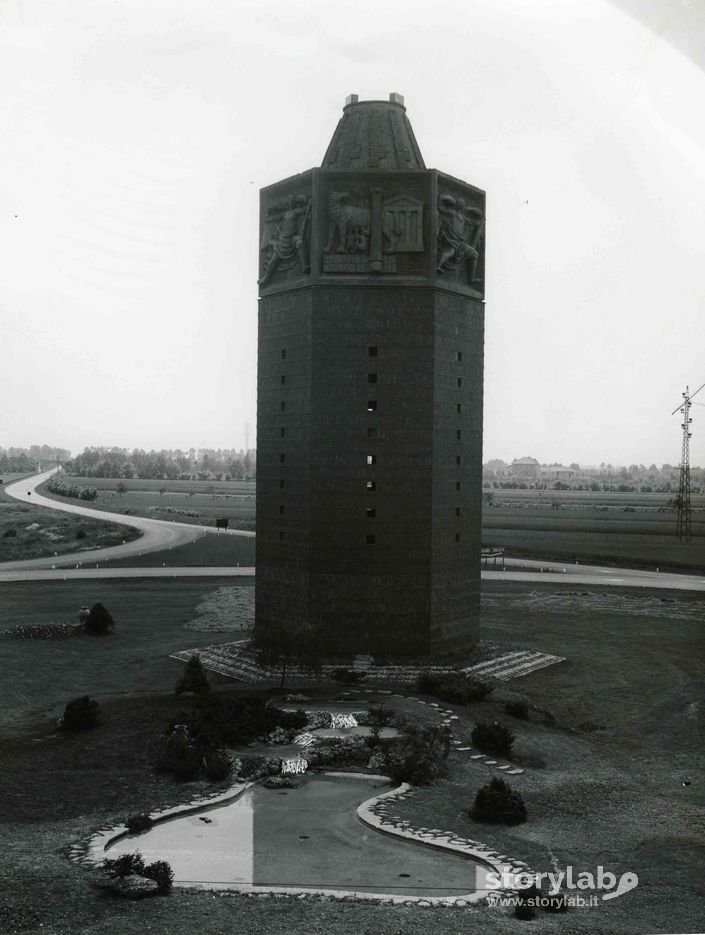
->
[73,772,532,906]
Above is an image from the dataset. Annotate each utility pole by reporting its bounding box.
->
[672,381,705,541]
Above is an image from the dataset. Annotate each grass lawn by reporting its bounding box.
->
[101,532,255,568]
[0,475,141,563]
[1,577,703,933]
[482,492,705,571]
[38,476,256,532]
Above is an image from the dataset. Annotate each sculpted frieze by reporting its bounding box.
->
[436,193,484,285]
[259,193,312,286]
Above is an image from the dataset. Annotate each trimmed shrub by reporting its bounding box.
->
[382,723,450,786]
[471,720,515,756]
[83,603,115,635]
[505,700,529,720]
[470,777,527,825]
[2,529,17,538]
[103,852,145,879]
[143,859,174,893]
[62,696,100,731]
[416,670,493,705]
[126,814,154,834]
[103,853,173,894]
[155,724,203,781]
[75,529,87,540]
[174,655,210,696]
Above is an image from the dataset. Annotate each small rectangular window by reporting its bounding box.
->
[279,505,285,515]
[280,427,286,437]
[367,427,377,438]
[366,534,376,545]
[366,454,377,466]
[279,531,285,540]
[280,401,286,411]
[367,400,378,412]
[281,349,286,360]
[366,480,376,491]
[455,532,460,542]
[280,375,286,385]
[366,507,376,518]
[456,455,462,466]
[457,377,463,388]
[279,453,285,463]
[457,429,462,440]
[457,351,463,362]
[279,479,285,489]
[456,507,461,516]
[368,346,378,357]
[368,373,377,384]
[457,403,462,414]
[456,481,462,492]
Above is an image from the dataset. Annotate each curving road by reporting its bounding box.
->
[2,469,254,572]
[2,472,705,593]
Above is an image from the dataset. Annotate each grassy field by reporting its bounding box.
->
[482,489,705,571]
[0,474,141,563]
[101,532,256,568]
[38,476,256,532]
[1,576,703,933]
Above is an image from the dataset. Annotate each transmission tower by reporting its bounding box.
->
[671,381,705,541]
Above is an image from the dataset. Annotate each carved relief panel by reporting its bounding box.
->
[318,172,429,277]
[435,181,485,294]
[259,176,313,288]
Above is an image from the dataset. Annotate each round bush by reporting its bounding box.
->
[62,696,100,731]
[471,720,515,756]
[126,814,154,834]
[143,859,174,893]
[83,603,115,635]
[470,777,527,825]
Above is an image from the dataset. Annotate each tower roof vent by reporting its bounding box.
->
[321,94,425,170]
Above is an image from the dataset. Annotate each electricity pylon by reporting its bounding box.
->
[671,382,705,540]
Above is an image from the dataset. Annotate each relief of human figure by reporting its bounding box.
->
[259,194,311,285]
[436,194,484,281]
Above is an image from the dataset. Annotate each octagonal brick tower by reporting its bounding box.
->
[255,93,485,659]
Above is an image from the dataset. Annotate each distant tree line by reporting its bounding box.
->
[483,459,705,494]
[65,447,256,481]
[0,445,71,473]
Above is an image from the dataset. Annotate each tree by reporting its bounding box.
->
[116,482,127,496]
[253,620,323,688]
[175,655,211,696]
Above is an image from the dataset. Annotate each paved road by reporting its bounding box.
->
[3,472,705,593]
[3,469,253,571]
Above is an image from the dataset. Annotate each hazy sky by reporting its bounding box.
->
[2,0,705,466]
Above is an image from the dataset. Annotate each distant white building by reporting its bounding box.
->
[509,456,541,479]
[540,465,576,481]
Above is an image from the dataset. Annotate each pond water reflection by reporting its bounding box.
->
[106,774,484,897]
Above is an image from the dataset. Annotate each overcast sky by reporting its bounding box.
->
[2,0,704,466]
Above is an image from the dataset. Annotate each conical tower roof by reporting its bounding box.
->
[321,93,426,170]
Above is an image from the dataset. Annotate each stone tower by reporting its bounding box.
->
[255,93,485,659]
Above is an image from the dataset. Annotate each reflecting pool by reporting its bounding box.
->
[105,774,485,897]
